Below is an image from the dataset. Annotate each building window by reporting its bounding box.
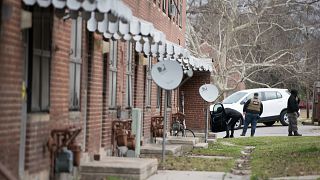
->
[179,0,182,27]
[162,0,167,13]
[109,40,118,108]
[175,0,179,25]
[0,0,2,34]
[28,6,53,112]
[156,86,162,108]
[168,0,171,17]
[167,90,172,108]
[145,56,152,107]
[125,42,134,108]
[69,17,82,111]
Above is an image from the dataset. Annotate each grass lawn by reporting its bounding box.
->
[159,156,234,172]
[160,136,320,179]
[227,136,320,179]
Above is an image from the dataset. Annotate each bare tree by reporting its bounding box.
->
[187,0,320,96]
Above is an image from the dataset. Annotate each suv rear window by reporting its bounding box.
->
[264,91,278,101]
[222,92,248,104]
[276,92,282,98]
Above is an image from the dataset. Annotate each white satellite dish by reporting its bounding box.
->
[199,84,219,102]
[151,60,183,90]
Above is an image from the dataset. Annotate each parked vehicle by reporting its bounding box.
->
[299,100,312,109]
[210,88,291,129]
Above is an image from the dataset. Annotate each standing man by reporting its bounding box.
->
[224,108,243,138]
[287,89,302,136]
[241,92,263,137]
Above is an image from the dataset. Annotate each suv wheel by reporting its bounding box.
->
[234,118,242,130]
[263,121,275,126]
[280,110,289,126]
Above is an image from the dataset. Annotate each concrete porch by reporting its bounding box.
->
[79,156,158,180]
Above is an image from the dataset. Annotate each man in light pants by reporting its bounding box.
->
[287,89,302,136]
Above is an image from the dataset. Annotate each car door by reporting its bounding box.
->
[275,91,287,113]
[262,91,281,117]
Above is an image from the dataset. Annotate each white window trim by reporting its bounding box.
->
[109,40,118,108]
[145,56,152,107]
[125,42,134,108]
[69,17,82,111]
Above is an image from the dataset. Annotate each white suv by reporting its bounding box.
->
[210,88,291,129]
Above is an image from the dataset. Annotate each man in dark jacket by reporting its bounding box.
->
[240,92,263,137]
[287,89,302,136]
[224,108,243,138]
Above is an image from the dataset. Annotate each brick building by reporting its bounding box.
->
[0,0,212,179]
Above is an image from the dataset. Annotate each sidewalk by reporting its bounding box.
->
[147,170,320,180]
[147,170,249,180]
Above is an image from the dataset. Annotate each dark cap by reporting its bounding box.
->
[290,89,298,96]
[254,92,259,96]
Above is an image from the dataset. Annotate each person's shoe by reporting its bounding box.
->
[293,131,302,136]
[288,132,293,136]
[250,134,254,137]
[230,135,234,138]
[223,135,230,138]
[240,134,245,136]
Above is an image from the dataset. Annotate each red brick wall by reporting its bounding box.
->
[24,10,85,176]
[0,1,87,178]
[95,0,185,147]
[85,33,103,153]
[0,0,23,178]
[180,72,211,131]
[124,0,186,46]
[25,120,50,174]
[0,0,187,178]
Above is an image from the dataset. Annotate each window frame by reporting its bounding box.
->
[156,86,162,109]
[28,6,53,113]
[125,42,134,108]
[69,17,82,111]
[145,56,152,108]
[108,40,118,108]
[179,0,182,27]
[168,0,171,17]
[167,90,172,108]
[162,0,167,13]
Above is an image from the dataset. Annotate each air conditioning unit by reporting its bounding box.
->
[169,4,177,17]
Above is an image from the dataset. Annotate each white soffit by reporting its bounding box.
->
[23,0,133,22]
[22,0,212,72]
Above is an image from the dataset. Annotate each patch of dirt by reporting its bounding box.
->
[231,146,255,176]
[220,141,237,146]
[187,155,233,160]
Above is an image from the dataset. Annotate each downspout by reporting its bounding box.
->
[82,84,88,150]
[19,30,29,180]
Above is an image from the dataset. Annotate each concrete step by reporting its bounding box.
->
[79,156,157,180]
[140,144,183,158]
[194,132,217,142]
[207,139,217,143]
[155,136,200,146]
[193,143,208,149]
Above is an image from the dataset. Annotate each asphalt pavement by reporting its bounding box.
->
[215,122,320,138]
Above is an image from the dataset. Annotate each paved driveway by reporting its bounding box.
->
[215,123,320,138]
